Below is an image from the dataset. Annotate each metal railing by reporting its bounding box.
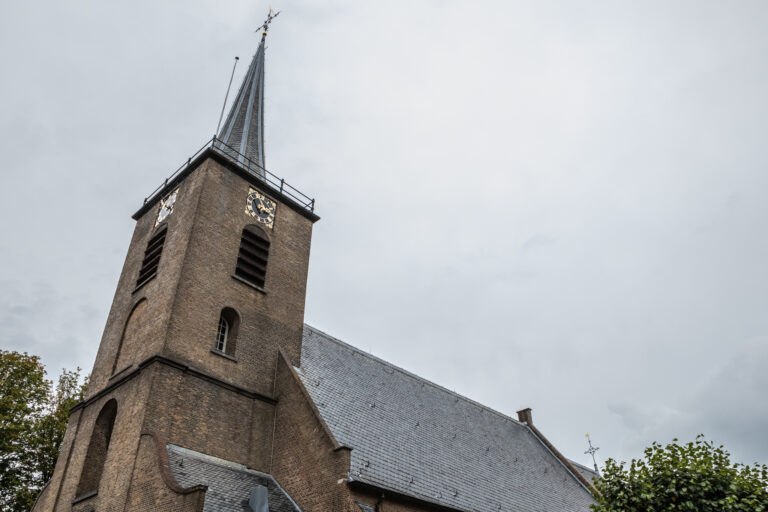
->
[142,137,315,213]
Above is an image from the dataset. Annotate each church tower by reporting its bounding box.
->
[33,14,320,511]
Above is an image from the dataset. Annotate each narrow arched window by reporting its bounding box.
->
[234,225,269,289]
[76,399,118,498]
[216,316,229,352]
[136,226,167,290]
[213,308,240,357]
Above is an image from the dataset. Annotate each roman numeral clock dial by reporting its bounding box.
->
[245,188,277,228]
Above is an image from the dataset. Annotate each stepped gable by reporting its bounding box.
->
[167,445,302,512]
[298,325,595,512]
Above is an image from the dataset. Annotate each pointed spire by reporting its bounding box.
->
[216,9,279,177]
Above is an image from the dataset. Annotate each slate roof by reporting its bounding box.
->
[167,445,302,512]
[298,325,595,512]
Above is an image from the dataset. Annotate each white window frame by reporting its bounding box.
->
[216,315,229,352]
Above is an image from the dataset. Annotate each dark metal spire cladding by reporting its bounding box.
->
[216,10,280,176]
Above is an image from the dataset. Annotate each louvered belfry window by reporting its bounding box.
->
[136,226,167,289]
[235,225,269,289]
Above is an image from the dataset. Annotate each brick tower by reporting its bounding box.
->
[32,15,321,512]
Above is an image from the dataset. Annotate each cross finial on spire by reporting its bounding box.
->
[256,7,280,41]
[584,433,600,475]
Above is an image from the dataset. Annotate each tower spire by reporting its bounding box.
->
[216,9,280,176]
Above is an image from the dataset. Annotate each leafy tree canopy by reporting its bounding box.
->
[0,350,86,512]
[592,435,768,512]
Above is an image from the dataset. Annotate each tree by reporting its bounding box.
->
[591,435,768,512]
[0,351,86,512]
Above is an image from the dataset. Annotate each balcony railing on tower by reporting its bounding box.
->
[142,136,315,213]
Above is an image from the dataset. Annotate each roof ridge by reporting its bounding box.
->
[569,458,599,474]
[168,444,267,478]
[303,324,525,428]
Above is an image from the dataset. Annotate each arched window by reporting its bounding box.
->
[136,225,167,290]
[112,298,148,374]
[213,308,240,357]
[216,316,229,352]
[234,225,270,289]
[76,399,118,498]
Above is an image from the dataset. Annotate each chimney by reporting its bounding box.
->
[516,408,533,425]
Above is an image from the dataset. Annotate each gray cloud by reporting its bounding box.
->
[610,337,768,465]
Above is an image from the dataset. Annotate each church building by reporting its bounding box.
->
[33,16,597,512]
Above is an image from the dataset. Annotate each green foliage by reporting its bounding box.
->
[591,435,768,512]
[0,351,86,512]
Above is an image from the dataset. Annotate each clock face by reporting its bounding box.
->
[245,188,276,228]
[156,188,179,226]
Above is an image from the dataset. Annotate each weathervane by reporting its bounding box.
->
[256,7,280,41]
[584,433,600,475]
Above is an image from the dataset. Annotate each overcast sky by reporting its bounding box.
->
[1,0,767,470]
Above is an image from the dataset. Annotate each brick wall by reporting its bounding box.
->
[352,488,465,512]
[123,433,206,511]
[33,369,153,511]
[271,352,357,511]
[30,408,82,511]
[86,167,209,396]
[161,158,313,396]
[141,360,276,471]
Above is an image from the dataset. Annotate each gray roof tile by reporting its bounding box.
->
[168,445,302,512]
[299,325,595,512]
